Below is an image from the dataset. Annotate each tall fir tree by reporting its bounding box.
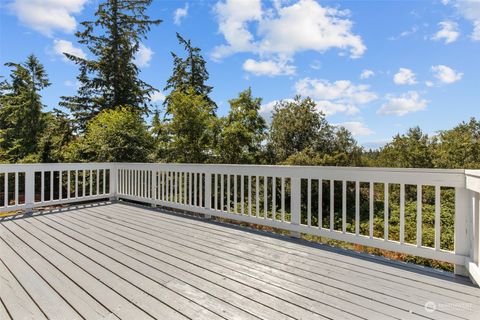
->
[0,55,50,162]
[164,33,215,111]
[60,0,161,130]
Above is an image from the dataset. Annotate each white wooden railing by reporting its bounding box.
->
[1,163,479,285]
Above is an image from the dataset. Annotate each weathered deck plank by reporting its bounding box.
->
[0,255,46,320]
[0,224,117,320]
[64,207,418,320]
[71,205,472,320]
[1,202,479,320]
[75,206,452,319]
[101,204,480,310]
[47,210,351,320]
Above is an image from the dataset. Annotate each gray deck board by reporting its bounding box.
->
[99,205,473,305]
[0,224,117,320]
[76,206,454,319]
[1,202,479,320]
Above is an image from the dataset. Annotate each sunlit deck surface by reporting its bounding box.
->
[0,202,479,320]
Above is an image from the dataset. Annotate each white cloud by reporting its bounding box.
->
[360,69,374,79]
[425,81,434,87]
[174,3,189,25]
[334,121,374,136]
[256,0,366,58]
[134,44,154,68]
[473,21,480,40]
[212,0,262,59]
[9,0,87,37]
[314,101,359,116]
[295,78,377,116]
[53,39,86,61]
[243,58,295,76]
[432,21,459,44]
[151,91,166,103]
[431,65,463,84]
[378,91,428,116]
[444,0,480,40]
[393,68,417,85]
[212,0,365,73]
[260,100,280,115]
[388,26,418,40]
[259,99,294,121]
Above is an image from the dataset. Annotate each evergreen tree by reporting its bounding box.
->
[150,107,170,161]
[0,55,50,162]
[376,127,433,168]
[164,33,214,110]
[60,0,161,130]
[216,88,266,164]
[432,118,480,169]
[37,109,74,163]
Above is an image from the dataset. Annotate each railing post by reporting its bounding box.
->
[204,173,212,219]
[24,169,35,213]
[109,163,118,201]
[454,187,471,276]
[151,169,157,207]
[290,177,301,238]
[472,192,479,267]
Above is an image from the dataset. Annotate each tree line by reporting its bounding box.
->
[0,0,479,170]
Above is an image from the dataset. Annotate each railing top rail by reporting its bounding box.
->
[0,162,467,187]
[465,170,480,193]
[0,162,113,171]
[115,163,466,187]
[0,162,470,174]
[117,162,467,174]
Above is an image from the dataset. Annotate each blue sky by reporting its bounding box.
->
[0,0,479,148]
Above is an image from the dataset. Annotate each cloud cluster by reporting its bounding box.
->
[150,91,166,103]
[294,78,377,116]
[334,121,374,136]
[378,91,428,116]
[432,21,460,44]
[134,44,154,68]
[174,3,189,25]
[446,0,480,41]
[53,39,86,61]
[213,0,365,76]
[9,0,87,36]
[431,65,463,84]
[393,68,417,85]
[360,69,374,79]
[243,58,295,76]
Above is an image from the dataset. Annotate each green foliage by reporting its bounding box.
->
[432,118,480,169]
[164,33,214,109]
[60,0,161,130]
[37,109,75,163]
[215,88,267,164]
[267,96,332,163]
[0,55,50,162]
[150,108,170,162]
[68,107,153,162]
[162,88,216,163]
[376,127,433,168]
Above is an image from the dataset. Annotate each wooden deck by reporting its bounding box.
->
[0,202,479,320]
